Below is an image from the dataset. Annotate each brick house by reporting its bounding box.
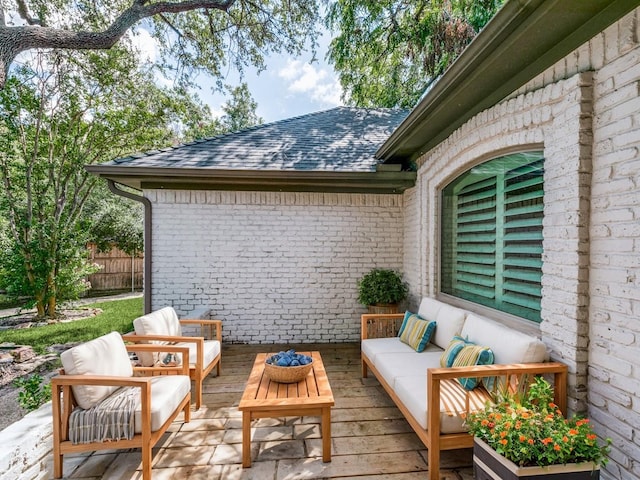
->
[88,2,640,477]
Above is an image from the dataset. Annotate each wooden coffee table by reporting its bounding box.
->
[238,351,335,467]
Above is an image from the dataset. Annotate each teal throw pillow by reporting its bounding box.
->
[399,314,436,352]
[440,335,468,367]
[451,344,494,390]
[397,310,414,337]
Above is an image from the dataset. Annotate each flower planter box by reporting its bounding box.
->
[473,438,600,480]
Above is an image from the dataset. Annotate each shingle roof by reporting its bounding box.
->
[107,107,409,173]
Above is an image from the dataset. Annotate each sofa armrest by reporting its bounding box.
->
[361,313,405,340]
[180,319,222,342]
[123,333,206,368]
[426,362,568,432]
[125,344,190,376]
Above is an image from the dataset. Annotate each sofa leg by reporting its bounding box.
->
[428,445,440,480]
[362,360,368,378]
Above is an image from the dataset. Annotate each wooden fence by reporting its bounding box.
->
[87,243,143,292]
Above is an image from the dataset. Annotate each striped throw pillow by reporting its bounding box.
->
[452,344,494,390]
[440,335,468,367]
[398,314,436,352]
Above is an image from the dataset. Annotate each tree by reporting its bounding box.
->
[0,46,223,317]
[325,0,505,108]
[82,81,263,258]
[0,0,321,89]
[220,83,263,132]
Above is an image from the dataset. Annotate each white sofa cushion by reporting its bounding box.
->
[133,375,191,433]
[60,332,133,410]
[374,351,442,389]
[394,375,491,434]
[461,314,548,364]
[133,307,183,366]
[362,337,416,363]
[178,339,221,368]
[431,303,467,350]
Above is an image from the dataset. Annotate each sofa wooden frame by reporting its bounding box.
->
[52,344,191,480]
[123,318,222,409]
[361,313,568,480]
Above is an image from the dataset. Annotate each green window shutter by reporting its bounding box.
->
[500,158,544,320]
[441,152,544,322]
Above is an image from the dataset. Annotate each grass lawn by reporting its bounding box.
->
[1,297,143,354]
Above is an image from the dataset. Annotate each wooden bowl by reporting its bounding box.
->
[264,361,313,383]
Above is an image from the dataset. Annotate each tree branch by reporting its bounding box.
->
[0,0,236,88]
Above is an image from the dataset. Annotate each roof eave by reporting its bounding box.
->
[376,0,638,162]
[85,165,416,194]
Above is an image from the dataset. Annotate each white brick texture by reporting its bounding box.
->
[145,191,404,343]
[406,8,640,479]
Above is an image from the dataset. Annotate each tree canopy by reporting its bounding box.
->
[325,0,505,108]
[0,0,321,89]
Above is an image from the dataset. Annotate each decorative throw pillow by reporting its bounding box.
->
[398,314,437,352]
[440,335,469,367]
[451,344,494,390]
[397,311,414,337]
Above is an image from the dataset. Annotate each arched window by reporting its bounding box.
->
[441,152,544,322]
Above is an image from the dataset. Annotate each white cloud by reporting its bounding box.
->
[130,28,158,63]
[278,59,343,107]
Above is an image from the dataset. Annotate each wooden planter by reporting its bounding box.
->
[367,304,399,314]
[473,438,600,480]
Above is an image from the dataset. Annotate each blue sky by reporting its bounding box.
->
[134,28,344,124]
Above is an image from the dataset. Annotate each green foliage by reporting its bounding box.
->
[2,1,321,91]
[83,185,144,256]
[0,297,143,354]
[220,84,264,132]
[326,0,505,108]
[357,268,408,306]
[466,377,611,468]
[0,45,224,316]
[13,374,52,412]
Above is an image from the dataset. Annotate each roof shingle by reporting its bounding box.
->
[107,107,409,172]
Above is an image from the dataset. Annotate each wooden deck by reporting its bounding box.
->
[59,343,474,479]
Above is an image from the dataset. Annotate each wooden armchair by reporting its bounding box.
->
[123,306,222,409]
[52,332,191,480]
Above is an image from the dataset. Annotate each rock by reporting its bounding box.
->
[11,346,36,363]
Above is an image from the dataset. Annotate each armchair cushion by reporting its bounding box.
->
[133,376,191,433]
[133,307,183,366]
[177,339,221,369]
[60,332,133,409]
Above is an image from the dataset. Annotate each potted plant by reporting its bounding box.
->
[357,268,408,313]
[465,377,610,479]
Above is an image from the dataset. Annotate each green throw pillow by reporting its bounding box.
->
[451,344,494,390]
[398,314,436,352]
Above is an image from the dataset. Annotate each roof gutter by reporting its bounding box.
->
[87,165,416,194]
[107,180,152,314]
[377,0,638,162]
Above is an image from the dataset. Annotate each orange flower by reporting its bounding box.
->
[500,431,508,438]
[500,439,508,446]
[563,436,569,443]
[528,438,534,445]
[569,429,578,435]
[542,437,553,445]
[587,434,597,441]
[554,444,561,451]
[519,435,527,442]
[481,419,489,426]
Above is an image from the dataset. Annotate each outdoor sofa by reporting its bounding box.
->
[361,297,568,480]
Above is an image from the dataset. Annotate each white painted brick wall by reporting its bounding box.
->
[145,191,404,343]
[406,7,640,479]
